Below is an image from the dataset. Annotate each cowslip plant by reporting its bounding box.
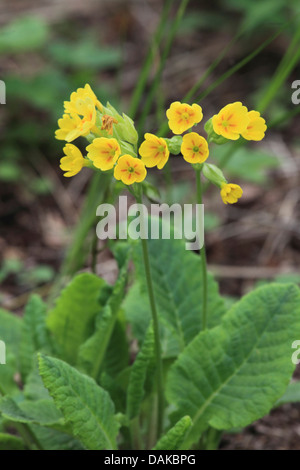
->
[0,84,299,452]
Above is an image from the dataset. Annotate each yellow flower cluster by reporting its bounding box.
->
[55,85,147,185]
[212,102,267,141]
[56,84,99,142]
[164,100,267,204]
[55,87,266,203]
[165,101,209,164]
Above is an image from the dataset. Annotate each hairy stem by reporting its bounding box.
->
[135,187,164,438]
[195,169,208,330]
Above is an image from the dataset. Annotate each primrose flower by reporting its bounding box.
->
[212,102,249,140]
[241,110,267,141]
[166,101,203,135]
[60,144,86,177]
[139,133,170,169]
[114,155,147,185]
[64,84,102,114]
[181,132,209,164]
[55,107,96,142]
[220,182,243,204]
[87,137,121,171]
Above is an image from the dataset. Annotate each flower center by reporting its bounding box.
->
[222,120,229,128]
[182,112,189,120]
[128,167,135,173]
[193,146,199,152]
[158,145,165,153]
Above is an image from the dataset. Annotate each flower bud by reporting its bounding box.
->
[164,136,183,155]
[202,163,227,187]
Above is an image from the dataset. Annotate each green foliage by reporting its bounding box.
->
[0,162,22,182]
[77,264,129,380]
[0,308,22,394]
[47,273,107,364]
[19,295,52,381]
[275,381,300,407]
[127,234,226,355]
[48,38,121,70]
[126,326,155,419]
[153,416,192,450]
[0,258,23,283]
[38,354,119,450]
[0,16,49,53]
[0,396,64,427]
[0,236,300,450]
[0,433,25,450]
[28,425,84,450]
[212,145,279,184]
[166,284,300,447]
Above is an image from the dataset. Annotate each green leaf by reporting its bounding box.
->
[276,381,300,407]
[0,308,22,355]
[126,326,155,419]
[167,284,300,447]
[78,265,129,380]
[29,425,84,450]
[48,39,121,69]
[47,273,107,364]
[153,416,192,450]
[128,232,226,355]
[23,367,52,401]
[123,282,181,358]
[103,313,129,378]
[0,308,22,394]
[0,396,63,427]
[19,295,52,380]
[0,162,21,182]
[0,16,49,53]
[38,354,119,450]
[0,433,25,450]
[213,145,279,184]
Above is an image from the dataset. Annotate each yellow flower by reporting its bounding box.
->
[114,155,147,185]
[212,102,249,140]
[60,144,86,177]
[220,182,243,204]
[241,110,267,141]
[181,132,209,164]
[64,84,102,114]
[139,133,170,169]
[166,101,203,134]
[86,137,121,171]
[55,107,96,142]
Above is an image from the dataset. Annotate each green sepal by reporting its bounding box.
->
[204,118,231,145]
[202,163,227,187]
[165,136,183,155]
[141,180,161,202]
